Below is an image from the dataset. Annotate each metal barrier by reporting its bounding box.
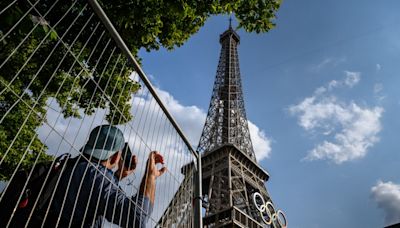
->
[0,0,202,227]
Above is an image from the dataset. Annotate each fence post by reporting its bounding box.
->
[194,153,203,228]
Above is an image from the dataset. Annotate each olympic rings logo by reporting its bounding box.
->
[252,192,287,227]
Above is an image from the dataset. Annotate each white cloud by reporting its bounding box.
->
[373,83,386,103]
[313,58,333,71]
[371,181,400,226]
[344,71,361,88]
[156,89,205,147]
[248,121,272,160]
[303,101,382,163]
[311,57,346,72]
[328,80,339,90]
[324,71,360,91]
[289,72,383,164]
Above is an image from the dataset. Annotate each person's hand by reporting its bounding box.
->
[146,151,166,179]
[116,154,138,180]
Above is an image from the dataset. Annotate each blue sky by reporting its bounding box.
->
[138,0,400,227]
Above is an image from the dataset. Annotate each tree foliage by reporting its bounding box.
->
[103,0,281,51]
[0,0,280,180]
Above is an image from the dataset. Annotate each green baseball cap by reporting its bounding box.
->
[81,125,125,161]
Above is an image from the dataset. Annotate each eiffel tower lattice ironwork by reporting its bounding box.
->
[198,24,286,228]
[196,23,255,161]
[158,23,286,228]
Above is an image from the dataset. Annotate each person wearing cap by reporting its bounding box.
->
[45,124,166,227]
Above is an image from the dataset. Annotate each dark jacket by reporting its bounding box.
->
[46,158,152,227]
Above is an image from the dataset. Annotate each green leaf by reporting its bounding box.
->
[49,29,58,41]
[42,24,49,33]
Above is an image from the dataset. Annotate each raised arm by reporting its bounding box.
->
[140,151,166,205]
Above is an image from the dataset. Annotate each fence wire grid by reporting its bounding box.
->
[0,0,200,227]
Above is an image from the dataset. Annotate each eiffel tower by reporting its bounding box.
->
[198,21,286,228]
[158,21,286,228]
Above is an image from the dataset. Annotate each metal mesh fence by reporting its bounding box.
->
[0,0,200,227]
